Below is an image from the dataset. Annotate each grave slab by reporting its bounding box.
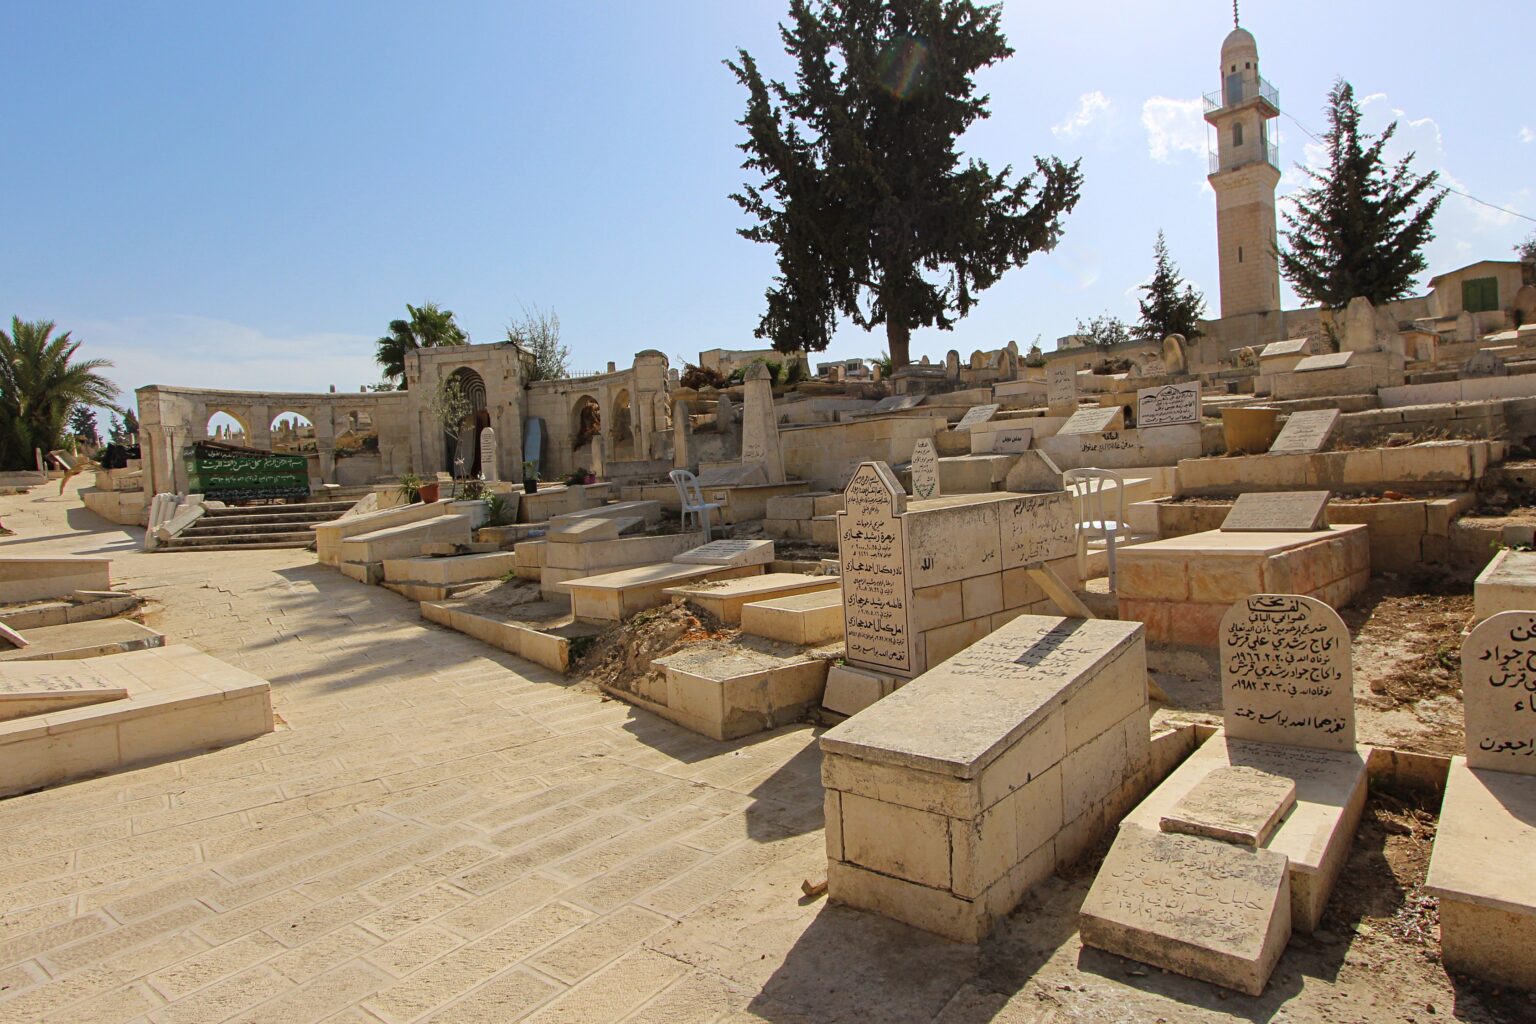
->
[561,562,763,622]
[1424,757,1536,990]
[638,642,829,740]
[1220,595,1355,752]
[1268,410,1341,455]
[1136,381,1201,428]
[1122,734,1368,932]
[909,438,940,500]
[1159,765,1296,847]
[0,661,129,720]
[1058,406,1126,437]
[1293,352,1353,372]
[0,618,165,663]
[546,516,644,543]
[1472,548,1536,625]
[1220,491,1331,533]
[1047,364,1077,406]
[740,589,844,647]
[663,573,839,624]
[1080,823,1291,996]
[952,404,1001,431]
[673,538,775,568]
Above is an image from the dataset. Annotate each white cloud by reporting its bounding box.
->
[1052,91,1112,139]
[1519,126,1535,144]
[1141,97,1206,162]
[66,314,379,407]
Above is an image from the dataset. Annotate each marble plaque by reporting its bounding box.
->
[1220,595,1356,752]
[1001,490,1076,569]
[909,438,940,500]
[1080,824,1291,997]
[674,538,775,568]
[1463,611,1536,774]
[989,427,1034,454]
[1220,491,1330,533]
[1293,352,1353,373]
[479,427,499,482]
[1268,409,1341,455]
[1047,364,1077,405]
[1136,381,1201,427]
[839,462,913,675]
[1260,338,1309,359]
[1058,405,1125,436]
[1160,766,1297,847]
[953,404,1001,431]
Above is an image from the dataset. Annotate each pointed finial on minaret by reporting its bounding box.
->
[1233,0,1240,26]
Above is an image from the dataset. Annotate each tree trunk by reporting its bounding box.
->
[886,320,911,372]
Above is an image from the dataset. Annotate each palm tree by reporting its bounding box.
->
[0,318,120,471]
[374,302,469,389]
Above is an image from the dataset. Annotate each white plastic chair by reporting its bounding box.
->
[669,469,722,541]
[1064,467,1126,590]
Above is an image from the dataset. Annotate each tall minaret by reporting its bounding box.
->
[1204,12,1282,318]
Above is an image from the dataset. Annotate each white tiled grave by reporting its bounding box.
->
[0,645,275,797]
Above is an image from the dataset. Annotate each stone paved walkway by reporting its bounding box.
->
[0,484,1487,1023]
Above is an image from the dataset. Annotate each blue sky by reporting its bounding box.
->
[3,1,1532,409]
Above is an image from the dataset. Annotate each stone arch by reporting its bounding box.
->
[268,410,316,453]
[444,368,489,476]
[609,388,635,460]
[571,394,601,452]
[205,408,251,443]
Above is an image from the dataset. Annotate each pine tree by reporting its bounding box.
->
[68,405,101,447]
[1279,80,1446,308]
[728,0,1082,370]
[1136,232,1205,340]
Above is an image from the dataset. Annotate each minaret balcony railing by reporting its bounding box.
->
[1208,136,1280,174]
[1202,75,1279,113]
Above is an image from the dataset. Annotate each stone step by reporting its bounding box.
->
[202,502,354,519]
[636,641,831,740]
[182,520,335,537]
[160,531,315,550]
[662,573,840,624]
[739,588,844,646]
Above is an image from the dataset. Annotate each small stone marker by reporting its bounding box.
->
[674,538,774,568]
[1462,611,1536,775]
[952,403,1000,431]
[1220,491,1330,533]
[1293,351,1353,372]
[1268,409,1341,455]
[1079,823,1292,997]
[1058,405,1125,436]
[1162,334,1189,375]
[1136,381,1201,427]
[479,427,499,482]
[838,462,913,675]
[1160,766,1297,847]
[1462,349,1508,378]
[909,438,940,500]
[1003,450,1065,493]
[1046,364,1077,405]
[1219,594,1356,752]
[989,427,1034,454]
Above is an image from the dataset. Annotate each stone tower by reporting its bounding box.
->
[1204,20,1282,318]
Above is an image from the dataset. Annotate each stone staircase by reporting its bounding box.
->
[159,499,358,552]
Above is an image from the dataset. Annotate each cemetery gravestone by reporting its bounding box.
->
[1058,406,1125,436]
[674,538,775,568]
[909,438,940,500]
[1219,594,1356,752]
[1001,491,1076,568]
[1456,310,1477,343]
[740,364,786,483]
[479,427,499,482]
[1268,409,1341,455]
[1462,611,1536,774]
[990,427,1034,454]
[1463,350,1508,378]
[1136,381,1201,427]
[953,404,1001,431]
[1340,296,1378,352]
[838,463,913,675]
[1260,338,1309,359]
[1004,450,1065,493]
[1220,491,1330,533]
[1160,766,1297,847]
[1162,334,1188,375]
[1046,364,1077,405]
[1079,823,1291,996]
[1293,352,1353,373]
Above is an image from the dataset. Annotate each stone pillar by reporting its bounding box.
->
[740,363,785,483]
[672,400,692,470]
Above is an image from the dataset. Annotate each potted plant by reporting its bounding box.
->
[522,461,540,495]
[418,478,440,503]
[397,473,424,504]
[447,479,490,527]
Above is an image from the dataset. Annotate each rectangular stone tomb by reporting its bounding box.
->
[662,573,839,624]
[1136,381,1201,428]
[673,538,775,568]
[820,614,1150,942]
[740,589,844,647]
[1116,526,1369,649]
[0,618,165,664]
[1121,734,1368,932]
[1220,491,1331,533]
[0,645,275,797]
[1268,410,1341,455]
[546,516,644,543]
[838,462,1081,678]
[1159,765,1296,847]
[560,561,764,622]
[1058,405,1125,436]
[1473,549,1536,625]
[639,643,830,741]
[1080,824,1291,996]
[1424,757,1536,990]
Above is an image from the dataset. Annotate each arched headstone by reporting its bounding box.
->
[1162,334,1188,375]
[1219,595,1355,752]
[479,427,498,482]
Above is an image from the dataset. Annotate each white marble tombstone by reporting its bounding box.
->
[479,427,498,482]
[1219,594,1356,752]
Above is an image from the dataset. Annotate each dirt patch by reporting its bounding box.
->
[573,602,735,696]
[1344,574,1472,756]
[449,579,545,617]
